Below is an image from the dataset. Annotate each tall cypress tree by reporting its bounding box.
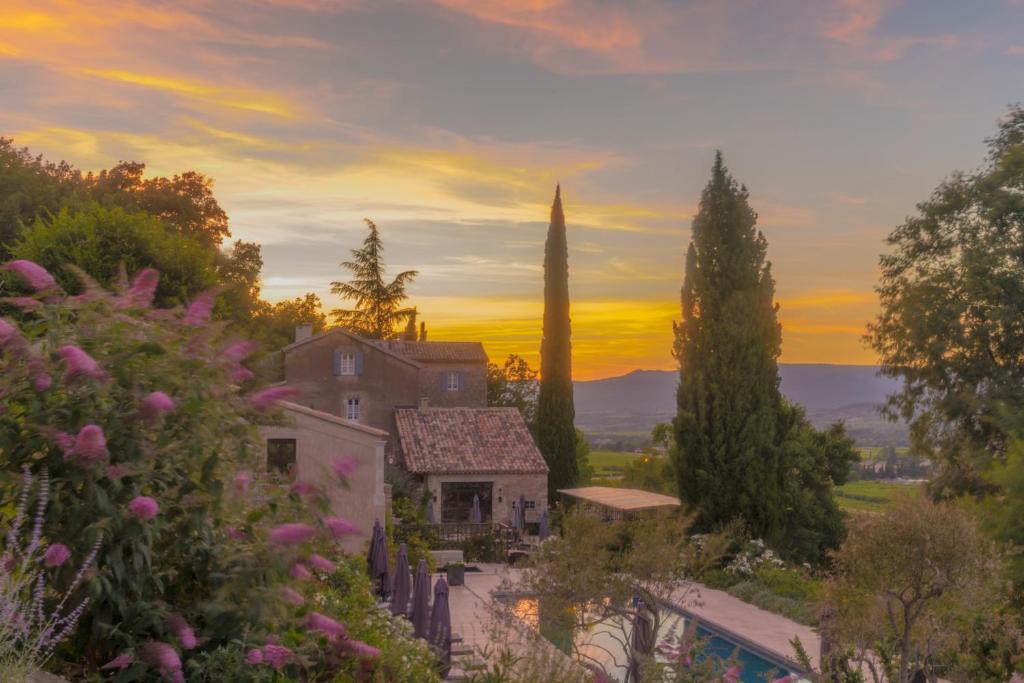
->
[672,153,785,538]
[537,185,578,501]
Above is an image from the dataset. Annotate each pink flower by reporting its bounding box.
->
[723,666,742,683]
[281,586,305,606]
[290,481,319,497]
[128,496,160,521]
[0,318,25,352]
[337,638,381,659]
[101,654,134,670]
[183,289,217,326]
[139,641,181,680]
[290,562,312,580]
[305,611,347,637]
[33,372,52,391]
[324,516,358,538]
[245,648,264,665]
[308,553,334,573]
[5,260,56,291]
[247,386,297,411]
[233,470,252,496]
[53,432,74,453]
[262,644,293,669]
[59,345,103,381]
[230,364,255,383]
[332,456,358,479]
[268,523,316,545]
[43,543,71,568]
[106,464,129,480]
[168,614,197,650]
[222,340,256,362]
[226,526,247,541]
[69,424,109,463]
[1,296,43,311]
[139,391,176,420]
[127,268,160,307]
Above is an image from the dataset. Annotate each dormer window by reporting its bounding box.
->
[444,371,463,392]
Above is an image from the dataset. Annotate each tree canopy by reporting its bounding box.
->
[330,219,418,339]
[867,105,1024,498]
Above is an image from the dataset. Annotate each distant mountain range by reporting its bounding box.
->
[574,365,908,448]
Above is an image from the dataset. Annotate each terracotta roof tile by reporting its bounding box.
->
[395,408,548,475]
[374,341,488,363]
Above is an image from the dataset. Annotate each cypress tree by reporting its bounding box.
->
[672,153,785,538]
[536,185,578,501]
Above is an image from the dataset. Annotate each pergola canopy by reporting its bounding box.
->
[557,486,681,513]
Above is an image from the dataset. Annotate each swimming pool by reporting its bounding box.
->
[495,594,807,683]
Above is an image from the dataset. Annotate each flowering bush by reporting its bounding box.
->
[0,262,333,677]
[725,539,784,577]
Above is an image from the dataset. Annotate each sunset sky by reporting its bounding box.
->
[2,1,1022,379]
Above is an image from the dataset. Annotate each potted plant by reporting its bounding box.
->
[446,561,465,586]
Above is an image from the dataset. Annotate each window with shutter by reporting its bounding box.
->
[336,351,356,375]
[355,352,364,375]
[445,371,460,391]
[346,397,360,420]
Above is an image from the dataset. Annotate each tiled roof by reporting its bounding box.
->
[395,408,548,475]
[375,341,488,364]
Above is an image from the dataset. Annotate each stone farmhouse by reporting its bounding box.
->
[271,324,548,526]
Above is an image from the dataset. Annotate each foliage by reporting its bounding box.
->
[1,468,97,675]
[518,509,729,679]
[834,480,923,513]
[866,104,1024,498]
[672,153,856,563]
[215,240,264,325]
[536,186,577,501]
[824,497,1016,683]
[329,219,418,339]
[486,354,539,427]
[977,440,1024,590]
[459,533,503,563]
[10,204,217,306]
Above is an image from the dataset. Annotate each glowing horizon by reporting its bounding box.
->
[3,1,1020,380]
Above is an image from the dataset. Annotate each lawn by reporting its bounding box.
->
[588,449,648,472]
[835,479,924,512]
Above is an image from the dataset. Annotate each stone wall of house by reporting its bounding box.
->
[417,362,487,408]
[259,404,387,554]
[284,334,420,462]
[425,472,547,525]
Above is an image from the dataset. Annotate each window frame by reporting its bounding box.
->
[267,438,297,475]
[338,352,356,375]
[345,396,360,420]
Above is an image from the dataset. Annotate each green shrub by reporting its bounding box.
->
[460,533,502,563]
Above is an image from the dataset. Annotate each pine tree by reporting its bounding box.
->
[330,219,418,339]
[536,185,578,501]
[403,308,418,341]
[672,153,785,539]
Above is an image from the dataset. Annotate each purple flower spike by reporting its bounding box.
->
[139,391,176,421]
[306,611,347,637]
[222,340,256,362]
[69,424,109,463]
[281,586,305,606]
[230,364,255,383]
[127,268,160,307]
[332,456,358,479]
[168,614,197,650]
[308,553,334,573]
[262,643,293,669]
[128,496,159,521]
[247,386,297,411]
[139,641,181,681]
[289,562,312,580]
[0,318,25,353]
[245,648,264,665]
[325,516,358,538]
[269,523,316,545]
[43,543,71,568]
[33,372,52,392]
[59,345,103,381]
[101,654,134,670]
[5,260,56,291]
[338,638,381,659]
[183,289,217,326]
[1,296,43,311]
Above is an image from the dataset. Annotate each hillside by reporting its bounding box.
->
[574,365,908,448]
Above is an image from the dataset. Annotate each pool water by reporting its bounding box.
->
[498,595,803,683]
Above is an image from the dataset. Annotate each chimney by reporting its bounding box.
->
[419,396,429,412]
[294,323,313,343]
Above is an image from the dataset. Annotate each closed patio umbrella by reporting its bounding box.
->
[515,493,527,531]
[428,576,452,674]
[410,558,431,638]
[426,500,435,524]
[470,494,482,524]
[538,508,549,541]
[390,543,411,617]
[370,521,389,600]
[366,518,382,574]
[627,599,656,683]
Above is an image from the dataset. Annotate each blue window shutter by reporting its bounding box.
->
[457,372,465,390]
[355,352,364,375]
[440,372,447,392]
[332,350,341,376]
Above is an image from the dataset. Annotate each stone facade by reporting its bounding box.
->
[259,401,388,553]
[417,361,487,408]
[425,472,548,525]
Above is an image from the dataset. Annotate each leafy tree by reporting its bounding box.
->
[536,186,577,501]
[215,240,264,324]
[486,354,539,426]
[10,203,217,306]
[867,105,1024,498]
[330,219,418,339]
[824,497,1016,683]
[0,139,82,256]
[574,428,593,485]
[672,153,855,563]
